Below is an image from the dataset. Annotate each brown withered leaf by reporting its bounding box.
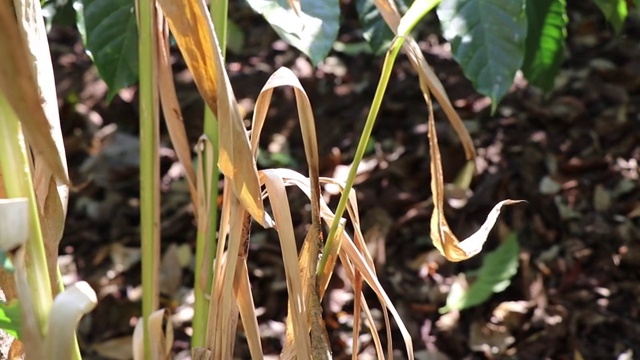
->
[157,0,266,226]
[156,16,199,216]
[427,90,525,261]
[0,5,69,185]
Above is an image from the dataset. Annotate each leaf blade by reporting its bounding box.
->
[522,0,567,91]
[82,0,139,101]
[437,0,527,108]
[246,0,340,65]
[441,232,520,312]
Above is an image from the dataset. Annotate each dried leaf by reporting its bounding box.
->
[157,0,266,226]
[374,0,476,161]
[274,169,414,359]
[0,3,69,185]
[260,170,311,358]
[10,0,70,294]
[133,309,173,360]
[157,16,198,216]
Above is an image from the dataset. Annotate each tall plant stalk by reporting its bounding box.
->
[191,0,227,348]
[137,0,160,357]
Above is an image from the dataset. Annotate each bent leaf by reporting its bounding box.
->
[158,0,267,226]
[522,0,567,91]
[437,0,527,110]
[440,232,520,312]
[0,11,69,185]
[427,80,524,261]
[45,282,98,360]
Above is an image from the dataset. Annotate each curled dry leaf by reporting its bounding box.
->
[373,0,524,261]
[428,87,525,261]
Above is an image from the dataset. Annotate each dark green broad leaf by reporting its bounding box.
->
[441,232,520,313]
[593,0,628,34]
[522,0,567,92]
[81,0,138,102]
[355,0,413,55]
[437,0,527,111]
[0,300,21,339]
[245,0,340,65]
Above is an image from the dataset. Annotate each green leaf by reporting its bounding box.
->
[593,0,628,34]
[440,232,520,313]
[81,0,138,101]
[356,0,413,55]
[522,0,567,91]
[437,0,527,110]
[245,0,340,65]
[0,300,21,339]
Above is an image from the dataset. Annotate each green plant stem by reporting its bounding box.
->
[0,93,53,336]
[137,0,160,357]
[318,38,405,277]
[192,0,227,348]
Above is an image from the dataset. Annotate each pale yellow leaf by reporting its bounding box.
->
[157,16,199,216]
[158,0,266,226]
[0,4,69,185]
[133,309,173,360]
[259,170,311,359]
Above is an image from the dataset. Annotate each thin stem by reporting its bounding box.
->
[318,38,405,277]
[137,0,160,357]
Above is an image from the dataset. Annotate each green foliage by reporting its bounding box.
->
[81,0,139,102]
[0,300,21,339]
[593,0,628,34]
[522,0,567,92]
[440,232,520,313]
[355,0,412,55]
[437,0,527,111]
[245,0,340,65]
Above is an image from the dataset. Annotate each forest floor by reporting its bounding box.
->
[49,1,640,359]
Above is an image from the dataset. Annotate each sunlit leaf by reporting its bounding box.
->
[522,0,567,91]
[0,11,69,185]
[440,233,520,312]
[158,0,267,226]
[245,0,340,65]
[437,0,527,109]
[82,0,138,102]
